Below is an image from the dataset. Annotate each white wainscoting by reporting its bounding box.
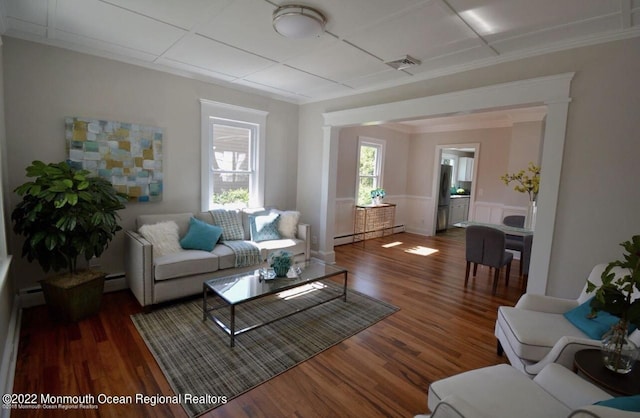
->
[470,201,528,224]
[335,197,528,242]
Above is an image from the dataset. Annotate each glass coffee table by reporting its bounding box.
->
[202,259,348,347]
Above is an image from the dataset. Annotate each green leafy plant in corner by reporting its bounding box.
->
[11,160,127,275]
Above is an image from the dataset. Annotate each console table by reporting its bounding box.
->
[353,203,396,246]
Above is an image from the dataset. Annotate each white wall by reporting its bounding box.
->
[299,37,640,298]
[2,37,300,290]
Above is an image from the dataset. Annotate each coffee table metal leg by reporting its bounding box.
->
[230,305,235,347]
[202,284,207,321]
[343,272,348,302]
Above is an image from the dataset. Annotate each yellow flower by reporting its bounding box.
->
[501,162,540,202]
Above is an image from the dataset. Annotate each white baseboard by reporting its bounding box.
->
[0,295,22,418]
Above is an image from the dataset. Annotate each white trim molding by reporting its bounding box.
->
[322,72,575,296]
[199,99,269,211]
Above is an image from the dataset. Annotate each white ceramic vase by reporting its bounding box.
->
[525,200,537,229]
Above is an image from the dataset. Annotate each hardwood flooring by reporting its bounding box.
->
[12,231,523,417]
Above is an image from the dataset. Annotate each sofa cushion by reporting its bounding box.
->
[210,209,244,241]
[137,213,193,237]
[154,250,218,281]
[497,306,589,361]
[180,217,223,251]
[211,244,239,270]
[254,238,306,261]
[249,212,281,242]
[271,210,300,239]
[138,221,183,258]
[563,297,623,339]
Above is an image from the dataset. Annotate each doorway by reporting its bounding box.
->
[321,73,574,295]
[435,144,478,235]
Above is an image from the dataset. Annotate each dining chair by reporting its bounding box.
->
[503,215,525,275]
[465,225,513,294]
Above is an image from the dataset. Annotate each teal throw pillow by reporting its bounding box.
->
[249,213,281,242]
[563,297,622,339]
[595,395,640,411]
[180,217,222,252]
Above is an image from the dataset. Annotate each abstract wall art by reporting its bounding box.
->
[65,117,163,202]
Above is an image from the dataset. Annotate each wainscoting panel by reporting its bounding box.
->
[471,201,527,224]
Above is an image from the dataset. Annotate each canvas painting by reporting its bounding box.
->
[65,117,163,202]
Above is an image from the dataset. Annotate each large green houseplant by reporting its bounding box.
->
[11,160,126,321]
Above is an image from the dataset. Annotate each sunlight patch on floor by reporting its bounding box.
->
[278,282,326,300]
[405,246,439,256]
[382,241,403,248]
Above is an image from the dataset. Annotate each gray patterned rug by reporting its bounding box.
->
[131,281,399,417]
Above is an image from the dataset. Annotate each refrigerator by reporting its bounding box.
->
[436,164,452,232]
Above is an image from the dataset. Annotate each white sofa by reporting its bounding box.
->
[124,209,310,307]
[417,363,635,418]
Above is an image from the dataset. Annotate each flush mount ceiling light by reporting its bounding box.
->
[273,4,327,39]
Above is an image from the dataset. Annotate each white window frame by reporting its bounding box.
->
[200,99,268,211]
[355,136,386,205]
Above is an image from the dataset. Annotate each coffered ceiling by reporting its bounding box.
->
[1,0,638,104]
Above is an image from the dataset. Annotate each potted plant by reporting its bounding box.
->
[501,162,540,229]
[11,160,126,321]
[370,188,385,206]
[269,250,293,277]
[587,235,640,373]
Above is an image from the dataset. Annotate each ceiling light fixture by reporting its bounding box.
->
[273,4,326,39]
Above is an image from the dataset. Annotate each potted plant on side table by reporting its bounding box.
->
[11,160,126,322]
[587,235,640,373]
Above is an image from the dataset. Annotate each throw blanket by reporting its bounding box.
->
[222,240,262,268]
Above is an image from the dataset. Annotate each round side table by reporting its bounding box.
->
[573,349,640,396]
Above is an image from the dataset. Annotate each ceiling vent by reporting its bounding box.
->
[385,55,421,70]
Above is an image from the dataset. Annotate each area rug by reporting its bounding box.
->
[131,281,399,417]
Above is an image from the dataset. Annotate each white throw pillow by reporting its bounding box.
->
[138,221,183,258]
[272,210,300,239]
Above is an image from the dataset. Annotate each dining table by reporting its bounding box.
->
[453,220,534,237]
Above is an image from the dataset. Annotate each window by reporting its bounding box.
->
[200,100,268,211]
[356,137,385,205]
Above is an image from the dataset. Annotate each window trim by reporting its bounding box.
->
[200,99,268,211]
[355,136,386,205]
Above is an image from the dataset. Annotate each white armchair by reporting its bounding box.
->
[495,263,640,376]
[415,363,635,418]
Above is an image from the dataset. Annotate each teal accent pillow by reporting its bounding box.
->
[249,213,281,242]
[180,217,222,251]
[563,297,621,339]
[595,395,640,411]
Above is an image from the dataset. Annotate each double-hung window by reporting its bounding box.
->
[356,137,386,206]
[200,100,268,211]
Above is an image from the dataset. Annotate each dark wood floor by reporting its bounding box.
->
[12,231,524,417]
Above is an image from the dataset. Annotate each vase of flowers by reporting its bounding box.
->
[501,162,540,229]
[587,235,640,374]
[269,250,293,277]
[371,188,385,206]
